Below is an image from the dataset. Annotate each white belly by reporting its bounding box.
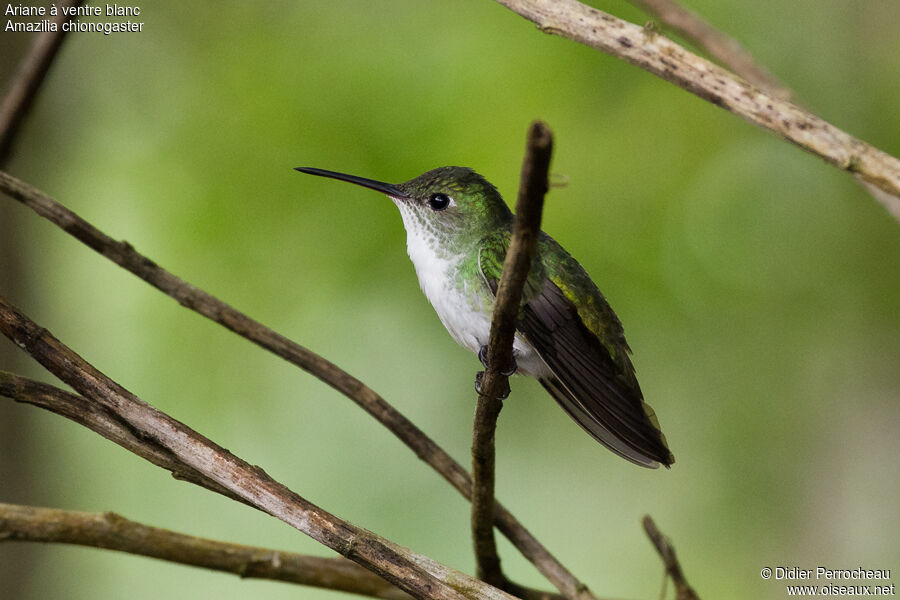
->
[418,257,492,355]
[396,204,549,377]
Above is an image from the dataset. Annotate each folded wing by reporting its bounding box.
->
[519,278,673,468]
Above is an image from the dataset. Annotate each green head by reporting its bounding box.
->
[295,166,512,248]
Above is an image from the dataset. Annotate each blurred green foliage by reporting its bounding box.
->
[1,1,898,599]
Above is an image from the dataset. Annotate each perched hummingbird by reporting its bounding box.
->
[295,166,673,468]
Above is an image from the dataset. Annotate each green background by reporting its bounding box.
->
[1,1,898,599]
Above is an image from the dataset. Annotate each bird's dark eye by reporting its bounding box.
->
[428,193,451,211]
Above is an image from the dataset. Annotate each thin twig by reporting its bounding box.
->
[626,0,790,100]
[0,295,513,600]
[0,502,412,600]
[642,516,699,600]
[493,0,900,219]
[471,121,554,589]
[0,169,592,600]
[0,0,85,163]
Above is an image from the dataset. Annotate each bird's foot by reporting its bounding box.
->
[478,345,489,368]
[474,371,511,400]
[478,345,517,376]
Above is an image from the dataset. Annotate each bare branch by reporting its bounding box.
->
[471,121,554,590]
[642,516,700,600]
[493,0,900,219]
[0,169,588,599]
[0,502,411,600]
[0,370,250,506]
[626,0,790,100]
[0,0,85,163]
[625,0,900,219]
[0,371,568,600]
[0,295,514,600]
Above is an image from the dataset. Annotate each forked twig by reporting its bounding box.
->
[626,0,790,100]
[642,516,699,600]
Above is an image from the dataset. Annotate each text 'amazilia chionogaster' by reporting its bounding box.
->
[295,166,674,468]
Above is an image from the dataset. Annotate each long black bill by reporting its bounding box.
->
[294,167,409,199]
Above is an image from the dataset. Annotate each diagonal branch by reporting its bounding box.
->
[0,370,569,600]
[626,0,897,220]
[0,0,85,163]
[493,0,900,220]
[471,121,554,591]
[0,502,412,600]
[0,168,590,600]
[626,0,790,100]
[0,370,250,506]
[0,294,511,600]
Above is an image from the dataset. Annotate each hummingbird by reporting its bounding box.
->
[295,166,674,468]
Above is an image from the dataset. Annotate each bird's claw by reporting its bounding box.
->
[500,361,517,377]
[478,345,489,368]
[475,370,511,400]
[478,345,517,376]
